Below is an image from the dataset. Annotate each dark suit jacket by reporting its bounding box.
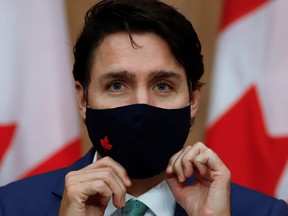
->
[0,148,287,216]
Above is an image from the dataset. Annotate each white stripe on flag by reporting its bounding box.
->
[0,0,80,185]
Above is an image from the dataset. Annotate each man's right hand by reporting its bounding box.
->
[59,156,131,216]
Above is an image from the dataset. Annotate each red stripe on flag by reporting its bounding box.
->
[0,123,17,165]
[206,86,288,196]
[20,138,82,179]
[220,0,268,31]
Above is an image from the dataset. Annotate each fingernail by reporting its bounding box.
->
[166,166,172,173]
[126,178,132,186]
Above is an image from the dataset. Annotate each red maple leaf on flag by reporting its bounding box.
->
[0,123,17,165]
[100,136,113,151]
[206,86,288,196]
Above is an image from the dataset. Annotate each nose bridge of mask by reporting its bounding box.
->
[123,106,155,146]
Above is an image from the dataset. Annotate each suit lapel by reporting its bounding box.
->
[174,203,188,216]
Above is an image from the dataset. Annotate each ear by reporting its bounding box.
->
[190,90,200,118]
[75,81,87,120]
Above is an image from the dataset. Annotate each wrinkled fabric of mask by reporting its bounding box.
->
[85,104,191,179]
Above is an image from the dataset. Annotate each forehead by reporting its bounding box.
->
[90,32,186,79]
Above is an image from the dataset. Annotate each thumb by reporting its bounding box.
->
[166,176,185,197]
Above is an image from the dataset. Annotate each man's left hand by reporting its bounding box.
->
[166,142,231,216]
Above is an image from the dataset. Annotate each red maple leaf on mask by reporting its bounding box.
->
[100,136,113,151]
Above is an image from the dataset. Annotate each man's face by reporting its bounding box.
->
[76,32,198,118]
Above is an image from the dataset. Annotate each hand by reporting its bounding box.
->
[59,156,131,216]
[166,142,231,216]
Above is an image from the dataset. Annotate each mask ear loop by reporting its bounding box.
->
[187,80,194,127]
[84,86,90,109]
[188,79,193,106]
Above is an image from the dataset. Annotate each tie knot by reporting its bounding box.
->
[121,199,149,216]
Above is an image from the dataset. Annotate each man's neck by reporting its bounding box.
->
[128,171,166,197]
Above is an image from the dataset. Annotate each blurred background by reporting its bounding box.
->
[1,0,287,201]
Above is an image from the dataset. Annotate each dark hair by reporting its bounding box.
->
[72,0,204,96]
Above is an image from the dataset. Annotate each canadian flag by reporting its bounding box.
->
[206,0,288,200]
[0,0,81,185]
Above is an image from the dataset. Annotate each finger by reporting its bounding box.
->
[167,142,212,182]
[64,179,113,207]
[166,145,194,182]
[66,168,125,189]
[82,156,131,187]
[65,168,127,207]
[193,148,230,182]
[179,142,209,178]
[166,149,183,174]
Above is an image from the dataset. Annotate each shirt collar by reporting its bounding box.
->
[105,180,175,216]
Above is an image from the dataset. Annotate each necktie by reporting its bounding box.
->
[121,199,149,216]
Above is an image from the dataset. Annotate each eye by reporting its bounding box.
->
[108,81,124,91]
[155,82,172,92]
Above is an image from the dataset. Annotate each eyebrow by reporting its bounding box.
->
[100,71,135,80]
[149,71,182,80]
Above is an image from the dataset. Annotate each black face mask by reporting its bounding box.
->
[85,104,191,179]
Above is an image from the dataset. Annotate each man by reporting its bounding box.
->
[0,0,287,215]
